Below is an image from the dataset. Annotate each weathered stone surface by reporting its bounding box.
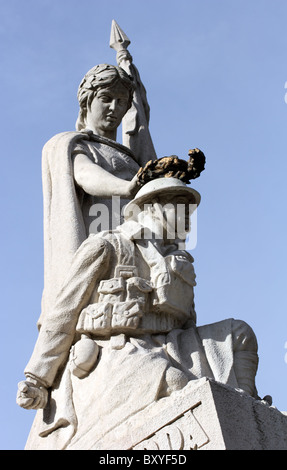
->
[21,177,258,450]
[67,378,287,450]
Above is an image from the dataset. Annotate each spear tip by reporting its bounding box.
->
[110,19,131,51]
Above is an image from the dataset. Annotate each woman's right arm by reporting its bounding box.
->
[73,152,140,199]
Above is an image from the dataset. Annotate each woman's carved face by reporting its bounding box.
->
[85,82,130,139]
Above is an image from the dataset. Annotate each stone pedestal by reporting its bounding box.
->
[67,377,287,450]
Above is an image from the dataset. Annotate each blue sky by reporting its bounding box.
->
[1,0,287,449]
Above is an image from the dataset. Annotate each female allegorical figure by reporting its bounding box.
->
[40,62,156,328]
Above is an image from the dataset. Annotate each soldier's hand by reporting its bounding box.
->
[16,380,48,410]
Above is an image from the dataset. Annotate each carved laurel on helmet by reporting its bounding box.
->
[137,149,206,185]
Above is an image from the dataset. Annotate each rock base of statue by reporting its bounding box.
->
[65,377,287,450]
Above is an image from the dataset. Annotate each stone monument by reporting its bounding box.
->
[17,21,287,451]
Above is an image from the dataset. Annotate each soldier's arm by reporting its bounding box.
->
[17,236,111,410]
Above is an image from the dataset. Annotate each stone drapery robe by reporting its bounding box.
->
[39,130,140,328]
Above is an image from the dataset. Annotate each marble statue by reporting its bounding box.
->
[17,177,258,449]
[17,21,261,450]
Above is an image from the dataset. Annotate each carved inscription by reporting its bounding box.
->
[133,406,209,450]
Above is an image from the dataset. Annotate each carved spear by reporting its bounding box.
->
[109,20,157,165]
[110,19,131,53]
